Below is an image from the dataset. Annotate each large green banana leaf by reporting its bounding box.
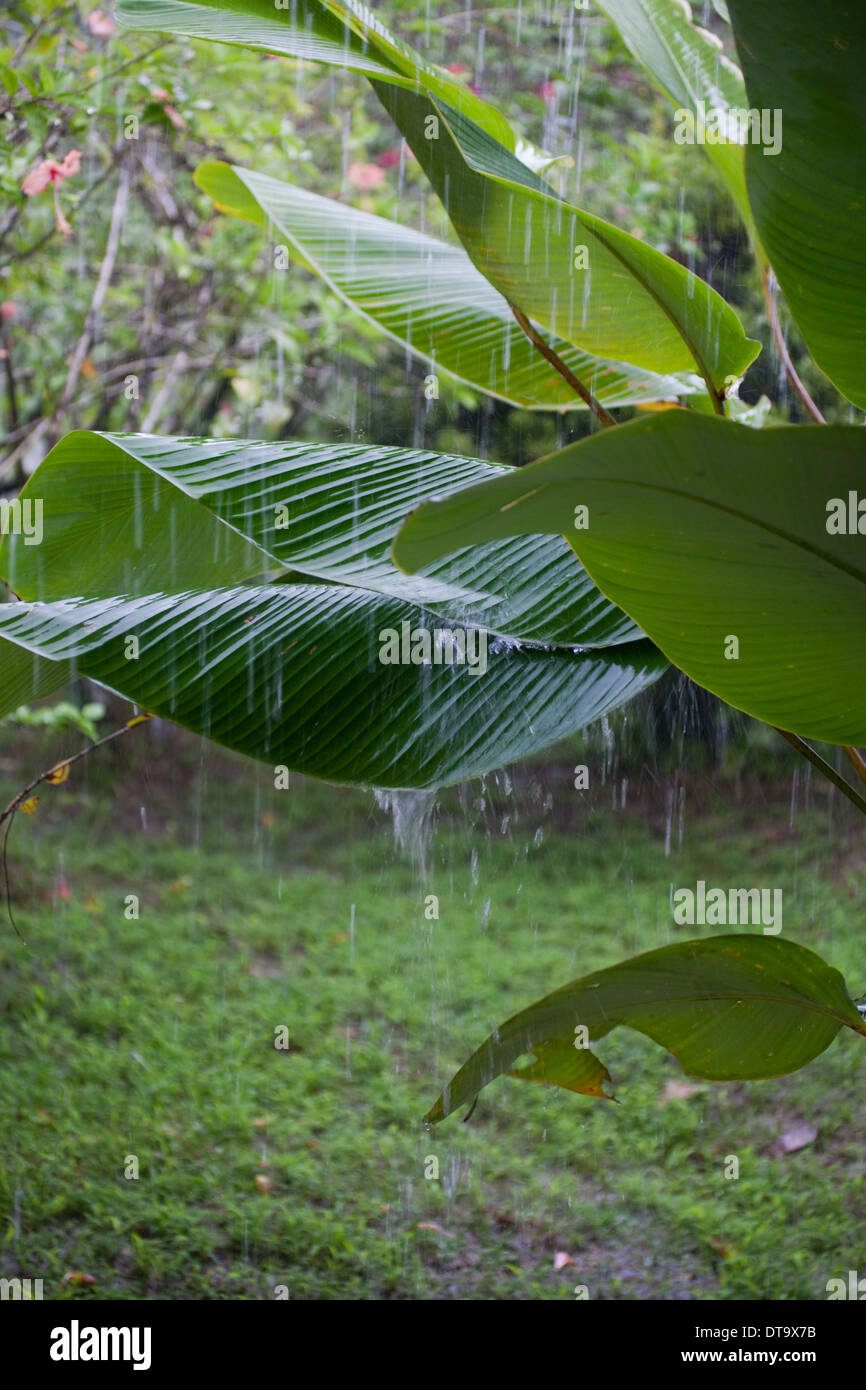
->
[196,161,708,412]
[0,586,665,787]
[394,411,866,745]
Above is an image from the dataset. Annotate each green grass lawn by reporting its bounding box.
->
[1,724,865,1300]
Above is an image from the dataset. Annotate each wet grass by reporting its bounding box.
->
[0,726,864,1300]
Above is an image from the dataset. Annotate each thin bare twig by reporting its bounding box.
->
[53,43,169,101]
[1,713,155,939]
[761,268,825,424]
[508,301,617,427]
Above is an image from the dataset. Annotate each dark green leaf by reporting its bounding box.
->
[427,935,866,1121]
[0,586,665,788]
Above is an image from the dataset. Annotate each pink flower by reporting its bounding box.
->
[0,301,18,322]
[21,149,81,196]
[20,150,81,238]
[376,148,401,169]
[540,81,558,101]
[346,161,386,191]
[445,63,468,75]
[87,8,116,37]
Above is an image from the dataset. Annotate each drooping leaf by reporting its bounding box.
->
[727,0,866,407]
[0,587,666,789]
[394,411,866,745]
[195,161,708,413]
[3,430,644,648]
[427,935,866,1121]
[373,83,761,398]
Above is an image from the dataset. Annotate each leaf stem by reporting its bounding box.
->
[843,746,866,787]
[761,268,826,424]
[508,302,617,427]
[775,728,866,818]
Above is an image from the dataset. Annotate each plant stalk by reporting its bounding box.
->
[508,302,617,427]
[843,746,866,787]
[776,728,866,818]
[761,268,826,424]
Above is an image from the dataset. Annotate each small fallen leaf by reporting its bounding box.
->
[659,1080,703,1105]
[773,1122,817,1155]
[417,1221,455,1237]
[252,1114,275,1131]
[61,1271,95,1286]
[253,1174,273,1194]
[554,1251,576,1270]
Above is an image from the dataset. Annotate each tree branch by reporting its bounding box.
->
[1,712,155,939]
[60,160,131,416]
